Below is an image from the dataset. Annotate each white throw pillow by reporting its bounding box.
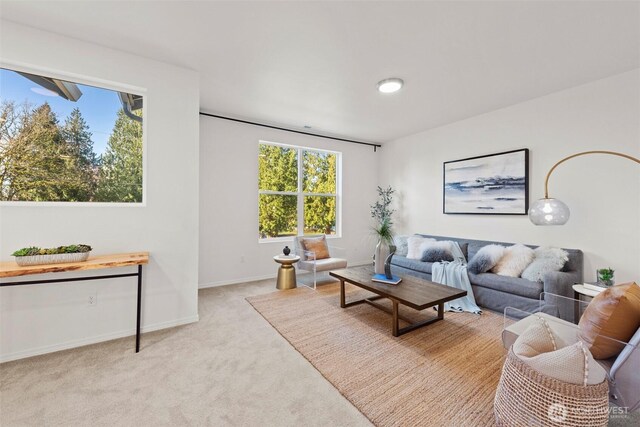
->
[492,244,534,277]
[393,235,410,257]
[513,317,606,385]
[407,236,435,259]
[521,247,569,283]
[418,239,452,254]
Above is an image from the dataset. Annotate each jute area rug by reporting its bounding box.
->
[247,282,506,427]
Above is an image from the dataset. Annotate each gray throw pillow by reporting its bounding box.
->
[521,247,569,283]
[467,244,506,274]
[421,247,454,263]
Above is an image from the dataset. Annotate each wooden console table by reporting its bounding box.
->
[0,252,149,353]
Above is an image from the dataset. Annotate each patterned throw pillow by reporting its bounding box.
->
[301,236,330,260]
[492,244,535,277]
[467,244,506,274]
[521,247,569,283]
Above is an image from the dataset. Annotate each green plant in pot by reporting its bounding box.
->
[370,186,396,275]
[12,244,92,266]
[597,268,615,287]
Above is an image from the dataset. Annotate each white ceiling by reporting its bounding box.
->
[1,1,639,143]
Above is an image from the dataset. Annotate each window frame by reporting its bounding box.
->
[0,60,148,207]
[258,140,342,243]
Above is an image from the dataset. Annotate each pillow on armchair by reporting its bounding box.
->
[578,282,640,359]
[300,235,330,260]
[513,317,606,385]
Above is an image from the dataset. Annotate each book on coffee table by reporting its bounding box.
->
[372,274,402,285]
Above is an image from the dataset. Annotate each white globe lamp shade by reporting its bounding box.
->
[528,198,570,225]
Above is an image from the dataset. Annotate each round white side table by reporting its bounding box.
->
[274,255,300,290]
[572,283,604,298]
[572,284,604,323]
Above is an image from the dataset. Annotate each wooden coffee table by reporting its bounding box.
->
[330,266,467,337]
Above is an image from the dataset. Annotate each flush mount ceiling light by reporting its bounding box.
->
[377,78,404,94]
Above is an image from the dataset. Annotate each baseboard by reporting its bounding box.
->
[198,260,373,289]
[198,274,276,289]
[0,314,200,364]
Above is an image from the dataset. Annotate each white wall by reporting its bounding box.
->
[199,118,378,287]
[379,70,640,283]
[0,22,200,362]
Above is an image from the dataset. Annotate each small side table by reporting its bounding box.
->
[274,255,300,290]
[572,284,604,323]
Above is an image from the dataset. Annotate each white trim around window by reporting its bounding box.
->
[258,140,342,242]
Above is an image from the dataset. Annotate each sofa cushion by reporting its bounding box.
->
[492,244,534,277]
[579,282,640,359]
[390,256,434,275]
[469,272,543,299]
[393,235,410,257]
[468,244,506,274]
[407,236,435,259]
[521,247,569,283]
[419,240,453,261]
[421,247,454,262]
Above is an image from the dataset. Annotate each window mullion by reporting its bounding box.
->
[259,190,297,196]
[297,148,304,236]
[302,192,336,197]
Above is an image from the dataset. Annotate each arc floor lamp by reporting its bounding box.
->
[528,150,640,225]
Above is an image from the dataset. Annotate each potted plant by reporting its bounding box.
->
[596,268,615,287]
[370,186,396,274]
[12,244,92,266]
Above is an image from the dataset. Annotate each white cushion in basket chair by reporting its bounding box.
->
[512,317,606,386]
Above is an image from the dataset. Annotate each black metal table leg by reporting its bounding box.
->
[136,265,142,353]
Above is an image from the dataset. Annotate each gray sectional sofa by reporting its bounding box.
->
[390,234,583,321]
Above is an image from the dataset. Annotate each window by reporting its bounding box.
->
[258,141,340,240]
[0,66,144,203]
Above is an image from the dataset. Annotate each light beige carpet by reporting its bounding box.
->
[0,280,370,427]
[247,283,507,426]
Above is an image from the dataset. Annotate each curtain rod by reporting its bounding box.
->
[199,111,382,152]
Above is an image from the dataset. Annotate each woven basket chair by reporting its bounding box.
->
[494,349,609,427]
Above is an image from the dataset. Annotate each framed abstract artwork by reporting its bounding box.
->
[443,149,529,215]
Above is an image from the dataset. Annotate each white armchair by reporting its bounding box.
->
[293,235,347,289]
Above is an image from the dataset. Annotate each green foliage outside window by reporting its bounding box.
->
[258,143,338,239]
[0,100,143,203]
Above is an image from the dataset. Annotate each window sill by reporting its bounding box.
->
[258,235,342,244]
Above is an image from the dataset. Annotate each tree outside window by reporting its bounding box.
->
[258,142,340,239]
[0,67,144,203]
